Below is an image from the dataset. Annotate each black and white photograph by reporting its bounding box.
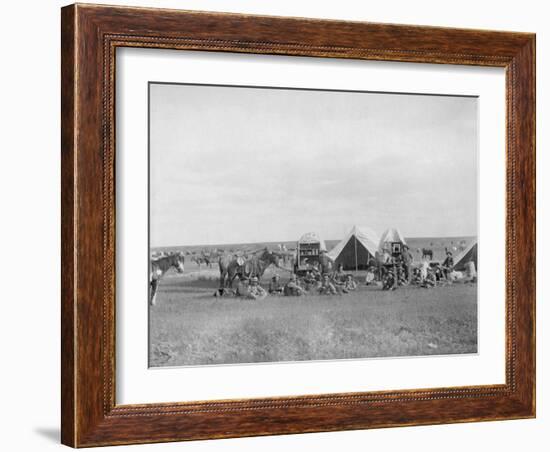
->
[2,0,542,449]
[148,82,479,367]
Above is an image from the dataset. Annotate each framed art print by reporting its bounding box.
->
[61,4,535,447]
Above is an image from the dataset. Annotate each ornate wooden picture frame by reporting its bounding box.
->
[61,3,535,447]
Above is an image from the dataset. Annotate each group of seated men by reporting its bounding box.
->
[381,252,450,290]
[273,266,358,296]
[381,249,477,290]
[225,264,359,300]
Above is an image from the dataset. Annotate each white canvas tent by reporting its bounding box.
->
[453,241,478,271]
[327,226,380,271]
[378,227,407,252]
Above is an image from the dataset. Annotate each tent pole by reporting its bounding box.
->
[354,236,358,271]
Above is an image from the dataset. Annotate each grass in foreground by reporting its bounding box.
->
[149,276,477,367]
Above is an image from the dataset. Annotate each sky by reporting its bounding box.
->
[149,83,477,247]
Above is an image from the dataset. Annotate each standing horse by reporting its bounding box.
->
[422,248,433,260]
[218,249,281,291]
[150,252,185,306]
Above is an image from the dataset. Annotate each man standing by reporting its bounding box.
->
[402,245,413,283]
[442,250,454,280]
[420,258,430,282]
[319,249,332,275]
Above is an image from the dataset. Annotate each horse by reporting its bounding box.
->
[149,252,185,306]
[422,248,433,260]
[191,253,213,269]
[218,248,281,291]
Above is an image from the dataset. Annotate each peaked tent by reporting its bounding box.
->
[327,226,380,271]
[453,241,478,271]
[378,227,407,252]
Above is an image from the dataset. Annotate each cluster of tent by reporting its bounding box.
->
[298,225,477,272]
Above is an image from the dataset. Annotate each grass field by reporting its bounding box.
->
[149,263,478,367]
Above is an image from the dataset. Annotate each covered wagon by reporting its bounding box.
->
[294,232,327,276]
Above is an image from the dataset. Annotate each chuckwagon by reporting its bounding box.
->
[378,227,408,286]
[294,232,327,276]
[379,227,407,262]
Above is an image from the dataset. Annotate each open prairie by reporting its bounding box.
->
[149,248,478,367]
[154,236,475,264]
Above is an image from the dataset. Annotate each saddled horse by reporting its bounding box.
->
[150,252,185,306]
[422,248,433,260]
[218,248,281,291]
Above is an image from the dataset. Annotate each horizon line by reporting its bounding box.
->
[151,234,477,249]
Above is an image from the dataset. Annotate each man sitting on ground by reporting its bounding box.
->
[302,270,319,291]
[268,274,284,295]
[421,268,437,288]
[236,275,250,297]
[411,266,423,285]
[331,264,348,293]
[319,274,339,295]
[364,266,376,285]
[332,264,346,283]
[247,276,267,300]
[464,258,477,283]
[382,269,396,291]
[311,267,322,282]
[284,274,306,296]
[343,274,358,292]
